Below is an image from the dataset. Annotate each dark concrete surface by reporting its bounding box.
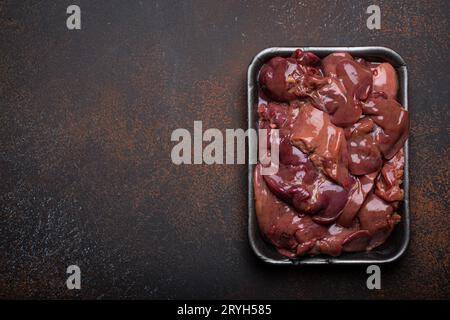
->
[0,0,448,299]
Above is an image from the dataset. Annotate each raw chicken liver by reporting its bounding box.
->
[255,49,409,258]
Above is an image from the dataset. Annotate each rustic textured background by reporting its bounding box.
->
[0,0,448,299]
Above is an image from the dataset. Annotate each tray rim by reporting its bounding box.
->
[247,46,410,265]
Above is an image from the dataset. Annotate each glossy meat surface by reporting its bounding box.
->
[255,49,409,258]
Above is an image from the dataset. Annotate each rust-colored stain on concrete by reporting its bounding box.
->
[0,0,448,299]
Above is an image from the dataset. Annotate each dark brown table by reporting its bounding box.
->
[1,0,448,299]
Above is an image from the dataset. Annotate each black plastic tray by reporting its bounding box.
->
[247,47,409,265]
